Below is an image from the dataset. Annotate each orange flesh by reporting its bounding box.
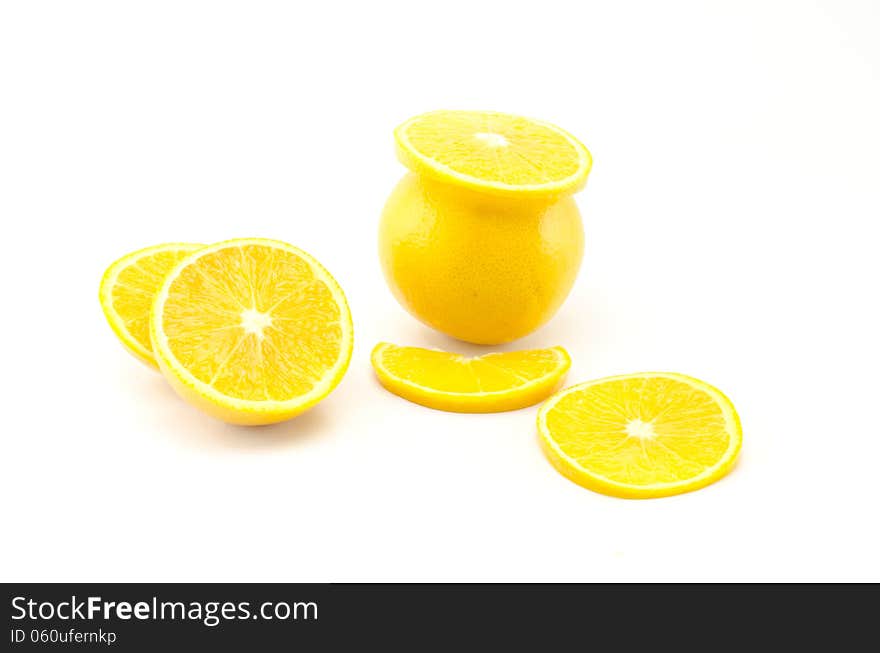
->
[544,377,731,486]
[160,245,344,401]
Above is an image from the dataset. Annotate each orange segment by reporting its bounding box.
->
[371,343,570,413]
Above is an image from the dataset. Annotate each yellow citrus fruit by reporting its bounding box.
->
[538,373,742,499]
[380,110,591,344]
[394,110,592,198]
[150,238,353,425]
[371,342,570,413]
[99,242,204,368]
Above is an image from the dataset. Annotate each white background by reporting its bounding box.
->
[1,0,878,582]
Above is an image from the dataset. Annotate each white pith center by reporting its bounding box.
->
[474,132,509,148]
[625,418,656,439]
[240,308,272,338]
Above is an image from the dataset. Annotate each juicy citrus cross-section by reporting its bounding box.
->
[371,343,570,413]
[150,238,353,425]
[394,110,592,197]
[538,372,742,498]
[99,242,204,368]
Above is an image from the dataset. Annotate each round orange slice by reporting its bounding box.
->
[394,110,592,197]
[99,242,204,367]
[538,373,742,498]
[150,238,353,425]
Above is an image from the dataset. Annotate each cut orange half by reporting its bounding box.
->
[394,110,592,198]
[150,238,354,425]
[371,343,570,413]
[538,373,742,499]
[99,242,204,367]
